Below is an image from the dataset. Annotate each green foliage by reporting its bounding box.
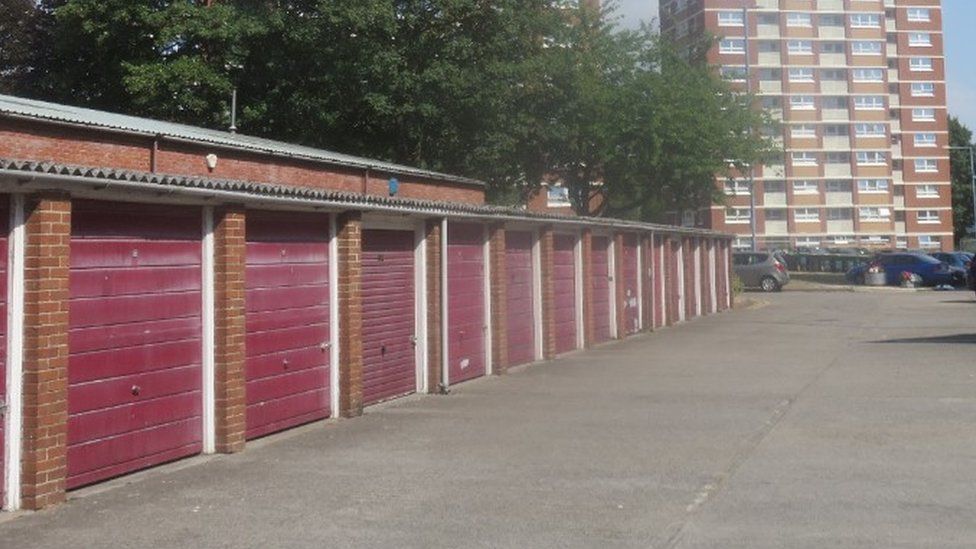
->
[948,116,974,242]
[6,0,771,219]
[731,272,745,297]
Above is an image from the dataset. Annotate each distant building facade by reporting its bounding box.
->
[661,0,953,251]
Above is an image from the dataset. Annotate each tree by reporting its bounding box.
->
[949,116,974,242]
[6,0,769,221]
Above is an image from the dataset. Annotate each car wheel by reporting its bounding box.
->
[760,276,780,293]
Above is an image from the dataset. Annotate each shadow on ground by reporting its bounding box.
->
[871,333,976,345]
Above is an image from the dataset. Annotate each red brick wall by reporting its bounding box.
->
[20,194,71,510]
[488,224,508,374]
[581,229,594,347]
[213,207,246,453]
[425,220,443,392]
[336,212,363,417]
[0,120,484,205]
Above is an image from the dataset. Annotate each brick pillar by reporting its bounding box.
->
[488,223,508,374]
[425,219,443,392]
[538,226,556,360]
[726,240,734,310]
[580,229,594,348]
[213,207,246,453]
[613,233,625,339]
[337,211,363,417]
[21,193,71,510]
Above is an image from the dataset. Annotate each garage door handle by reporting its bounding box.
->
[131,385,141,396]
[283,359,290,369]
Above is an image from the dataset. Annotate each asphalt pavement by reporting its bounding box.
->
[2,291,974,548]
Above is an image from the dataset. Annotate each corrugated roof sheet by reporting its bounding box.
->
[0,157,730,238]
[0,94,483,187]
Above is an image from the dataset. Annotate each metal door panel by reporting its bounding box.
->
[590,236,612,344]
[552,234,577,355]
[361,229,416,406]
[505,231,535,367]
[447,223,486,384]
[68,201,202,489]
[621,234,640,334]
[245,211,330,440]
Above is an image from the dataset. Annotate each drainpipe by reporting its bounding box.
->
[150,134,161,173]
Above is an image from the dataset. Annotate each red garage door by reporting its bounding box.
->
[68,201,202,489]
[506,231,535,367]
[448,223,486,385]
[590,236,612,344]
[621,234,640,335]
[0,198,7,504]
[245,211,331,440]
[700,241,711,315]
[362,229,416,406]
[553,233,577,355]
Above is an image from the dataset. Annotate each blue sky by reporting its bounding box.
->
[616,0,975,134]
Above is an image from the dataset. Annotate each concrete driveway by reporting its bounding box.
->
[3,291,975,548]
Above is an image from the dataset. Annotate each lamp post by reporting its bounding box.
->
[739,7,757,251]
[946,145,976,242]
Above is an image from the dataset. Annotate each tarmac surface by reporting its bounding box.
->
[3,291,975,548]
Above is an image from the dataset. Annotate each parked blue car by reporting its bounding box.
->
[930,252,973,270]
[845,252,967,286]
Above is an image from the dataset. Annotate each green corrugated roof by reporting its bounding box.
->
[0,94,483,187]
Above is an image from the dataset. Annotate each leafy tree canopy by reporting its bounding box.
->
[948,116,974,242]
[4,0,771,221]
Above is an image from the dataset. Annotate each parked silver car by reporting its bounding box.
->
[733,251,790,292]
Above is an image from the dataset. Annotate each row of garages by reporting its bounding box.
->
[0,191,731,511]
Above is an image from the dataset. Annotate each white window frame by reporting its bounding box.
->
[914,158,938,173]
[791,124,816,138]
[859,207,891,222]
[914,133,937,147]
[911,82,935,97]
[852,68,884,82]
[907,8,931,23]
[855,123,886,137]
[788,68,815,82]
[857,179,889,193]
[854,96,885,110]
[908,32,932,47]
[790,95,815,110]
[909,57,934,72]
[850,13,880,28]
[852,41,883,55]
[793,180,819,194]
[718,11,745,26]
[786,12,812,27]
[917,210,940,224]
[912,108,936,122]
[787,40,813,54]
[916,184,939,198]
[725,207,751,224]
[856,151,887,166]
[792,152,818,166]
[719,38,746,54]
[918,235,941,249]
[794,208,820,222]
[724,180,752,196]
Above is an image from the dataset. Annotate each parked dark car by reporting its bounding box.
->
[733,251,790,292]
[846,252,967,286]
[931,252,973,271]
